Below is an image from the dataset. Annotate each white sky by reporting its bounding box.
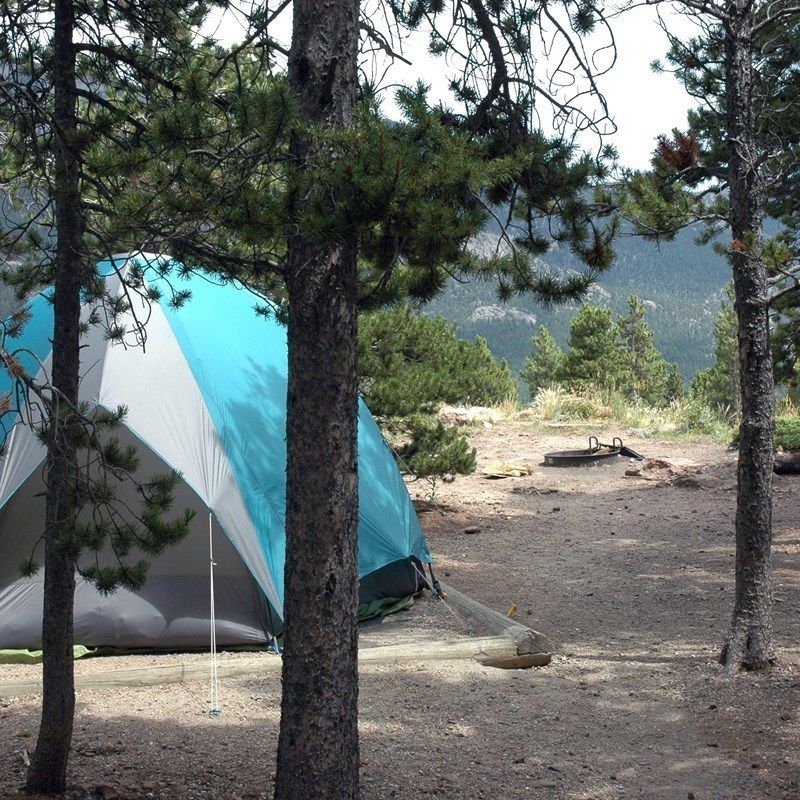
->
[209,3,697,170]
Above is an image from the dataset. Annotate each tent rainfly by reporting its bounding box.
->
[0,253,431,650]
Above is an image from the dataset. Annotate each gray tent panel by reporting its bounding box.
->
[0,429,270,650]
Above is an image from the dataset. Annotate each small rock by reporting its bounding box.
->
[530,779,558,788]
[780,712,793,721]
[688,793,696,800]
[551,506,561,512]
[513,756,526,764]
[674,474,723,489]
[464,526,481,535]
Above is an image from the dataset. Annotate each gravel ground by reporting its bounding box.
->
[1,422,798,800]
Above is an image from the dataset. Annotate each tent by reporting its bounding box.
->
[0,253,431,650]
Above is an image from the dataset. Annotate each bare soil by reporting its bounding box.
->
[1,424,798,800]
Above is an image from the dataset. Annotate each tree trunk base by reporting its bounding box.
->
[25,772,67,796]
[719,617,775,676]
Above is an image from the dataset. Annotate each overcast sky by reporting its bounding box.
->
[210,3,697,170]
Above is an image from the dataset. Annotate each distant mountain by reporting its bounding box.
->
[425,224,732,393]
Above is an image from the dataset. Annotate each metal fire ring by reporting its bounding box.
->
[543,437,644,467]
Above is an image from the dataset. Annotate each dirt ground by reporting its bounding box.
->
[1,423,798,800]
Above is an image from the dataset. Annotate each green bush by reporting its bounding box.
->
[775,416,800,451]
[731,415,800,451]
[391,414,477,479]
[675,397,730,437]
[359,304,517,418]
[359,305,515,477]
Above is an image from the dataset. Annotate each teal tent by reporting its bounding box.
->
[0,253,431,649]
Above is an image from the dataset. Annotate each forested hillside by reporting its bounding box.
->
[426,224,731,386]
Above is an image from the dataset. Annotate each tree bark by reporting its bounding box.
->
[719,6,776,675]
[25,0,83,792]
[274,2,361,799]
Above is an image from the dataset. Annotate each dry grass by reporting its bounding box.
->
[517,386,734,441]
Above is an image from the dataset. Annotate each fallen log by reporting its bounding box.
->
[0,634,521,698]
[0,584,554,696]
[438,582,553,667]
[774,451,800,474]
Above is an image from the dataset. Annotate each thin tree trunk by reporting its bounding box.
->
[719,7,776,675]
[274,1,360,799]
[25,0,82,792]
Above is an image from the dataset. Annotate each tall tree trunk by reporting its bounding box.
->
[25,0,82,792]
[274,1,361,799]
[719,6,776,675]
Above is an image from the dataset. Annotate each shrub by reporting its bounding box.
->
[775,416,800,451]
[359,304,517,418]
[391,414,477,479]
[359,305,515,477]
[730,414,800,451]
[673,397,731,438]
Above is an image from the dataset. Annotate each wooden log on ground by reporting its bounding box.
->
[476,653,552,669]
[0,583,554,695]
[438,582,552,666]
[0,635,519,698]
[774,451,800,474]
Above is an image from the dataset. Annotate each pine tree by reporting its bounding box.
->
[617,294,680,406]
[359,305,517,417]
[621,0,800,672]
[123,3,623,795]
[773,310,800,404]
[0,1,213,791]
[691,287,740,416]
[664,363,686,403]
[521,326,565,397]
[561,305,623,390]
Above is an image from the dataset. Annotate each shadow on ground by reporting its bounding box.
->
[1,431,798,800]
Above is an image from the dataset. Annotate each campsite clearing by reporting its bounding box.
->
[1,424,798,800]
